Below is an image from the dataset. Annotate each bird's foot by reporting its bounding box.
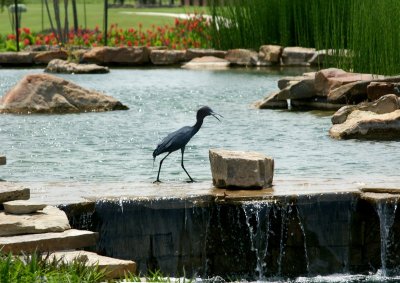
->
[153,180,162,184]
[186,179,195,183]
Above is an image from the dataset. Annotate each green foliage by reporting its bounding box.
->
[0,251,107,283]
[209,0,400,75]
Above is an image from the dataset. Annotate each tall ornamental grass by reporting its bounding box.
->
[210,0,400,75]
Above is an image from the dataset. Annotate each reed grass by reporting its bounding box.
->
[209,0,400,75]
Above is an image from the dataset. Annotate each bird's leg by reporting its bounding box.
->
[181,147,194,183]
[154,152,171,183]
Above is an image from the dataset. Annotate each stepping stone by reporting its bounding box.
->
[0,182,29,204]
[0,206,70,236]
[0,156,5,165]
[0,229,98,253]
[47,250,136,279]
[3,200,46,214]
[209,149,274,189]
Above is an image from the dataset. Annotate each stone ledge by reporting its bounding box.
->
[0,182,29,204]
[0,229,98,253]
[47,250,136,279]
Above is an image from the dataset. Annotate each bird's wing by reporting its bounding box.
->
[153,126,193,157]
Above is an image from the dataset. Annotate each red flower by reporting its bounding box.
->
[127,40,132,46]
[23,27,30,34]
[7,34,16,40]
[23,38,30,46]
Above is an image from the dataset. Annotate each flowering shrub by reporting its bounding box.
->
[0,14,212,51]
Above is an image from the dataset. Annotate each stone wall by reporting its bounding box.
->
[60,191,400,279]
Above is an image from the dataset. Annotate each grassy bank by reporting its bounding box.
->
[210,0,400,75]
[0,1,206,35]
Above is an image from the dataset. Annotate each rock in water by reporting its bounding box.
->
[0,73,128,114]
[209,148,274,189]
[45,59,109,74]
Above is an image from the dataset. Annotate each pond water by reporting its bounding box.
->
[1,67,400,185]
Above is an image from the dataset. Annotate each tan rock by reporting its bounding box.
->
[150,50,187,65]
[0,205,71,236]
[327,80,370,104]
[315,68,384,97]
[82,47,150,65]
[225,49,258,66]
[0,155,5,165]
[0,52,34,65]
[0,73,128,114]
[253,91,288,109]
[276,78,317,100]
[329,109,400,139]
[0,229,98,253]
[47,250,136,279]
[281,47,315,66]
[331,94,400,125]
[3,200,47,214]
[185,48,227,60]
[209,149,274,189]
[367,82,400,101]
[45,59,109,74]
[258,45,282,64]
[0,183,29,203]
[277,72,316,90]
[181,56,230,69]
[34,50,68,65]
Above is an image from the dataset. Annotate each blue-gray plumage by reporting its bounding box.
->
[153,106,222,183]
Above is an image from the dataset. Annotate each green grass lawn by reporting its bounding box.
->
[0,2,208,35]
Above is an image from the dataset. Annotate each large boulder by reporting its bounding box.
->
[45,59,109,74]
[225,49,258,66]
[327,80,371,104]
[331,94,400,124]
[258,45,282,65]
[0,73,128,114]
[81,47,150,65]
[281,47,316,66]
[253,91,288,109]
[329,110,400,139]
[149,50,187,65]
[329,94,400,139]
[0,52,34,65]
[276,78,317,100]
[209,149,274,189]
[33,50,68,65]
[315,68,385,97]
[367,82,400,101]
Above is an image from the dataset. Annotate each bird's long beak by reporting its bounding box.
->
[211,112,223,122]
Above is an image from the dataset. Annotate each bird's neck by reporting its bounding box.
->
[193,118,204,133]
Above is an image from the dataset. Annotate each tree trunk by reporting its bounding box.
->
[53,0,63,44]
[71,0,78,33]
[63,0,69,43]
[44,0,58,44]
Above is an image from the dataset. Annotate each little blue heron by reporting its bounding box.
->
[153,106,222,183]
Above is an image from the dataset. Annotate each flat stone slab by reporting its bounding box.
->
[361,187,400,194]
[209,148,274,189]
[45,59,110,74]
[47,250,136,279]
[182,56,230,69]
[0,205,70,236]
[0,182,29,204]
[3,200,46,214]
[0,229,98,253]
[0,156,5,165]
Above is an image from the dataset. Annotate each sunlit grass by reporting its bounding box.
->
[0,1,207,35]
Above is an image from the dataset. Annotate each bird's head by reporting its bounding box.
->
[197,106,223,121]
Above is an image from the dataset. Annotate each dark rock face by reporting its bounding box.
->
[0,73,128,114]
[63,192,400,279]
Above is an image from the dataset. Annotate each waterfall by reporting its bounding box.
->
[376,200,398,276]
[242,201,271,280]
